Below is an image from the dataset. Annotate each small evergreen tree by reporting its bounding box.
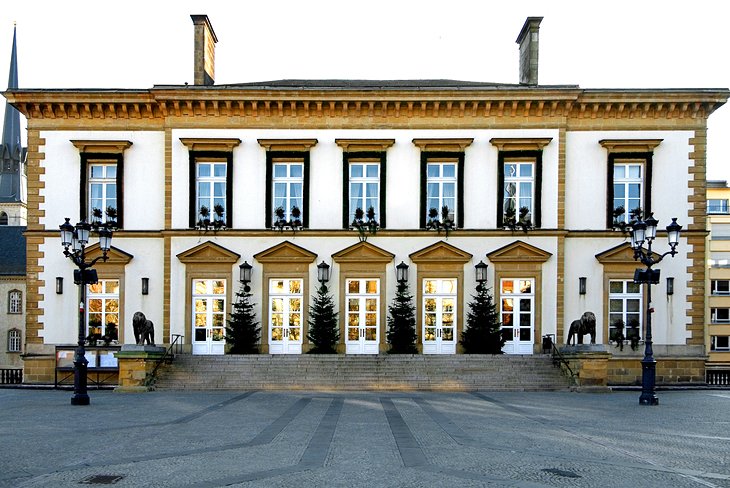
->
[460,284,504,354]
[225,285,260,354]
[307,284,339,353]
[387,281,418,353]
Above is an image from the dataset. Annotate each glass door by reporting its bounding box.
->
[192,279,226,355]
[422,279,457,354]
[269,278,303,354]
[346,279,379,354]
[500,278,534,354]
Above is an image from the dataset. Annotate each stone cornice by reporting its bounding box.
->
[490,137,552,151]
[4,88,728,123]
[599,139,663,153]
[179,137,241,152]
[71,140,132,153]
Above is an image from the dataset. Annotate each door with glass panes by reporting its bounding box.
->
[422,278,457,354]
[346,279,379,354]
[500,278,535,354]
[192,279,226,355]
[269,278,303,354]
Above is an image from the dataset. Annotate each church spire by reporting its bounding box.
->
[0,23,25,204]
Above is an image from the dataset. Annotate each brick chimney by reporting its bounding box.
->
[516,17,542,86]
[191,15,218,86]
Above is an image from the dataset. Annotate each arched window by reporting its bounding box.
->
[8,290,22,314]
[8,329,21,352]
[0,212,8,225]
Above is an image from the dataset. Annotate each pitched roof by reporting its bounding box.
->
[0,225,25,275]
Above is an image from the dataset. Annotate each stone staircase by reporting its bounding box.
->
[153,354,573,391]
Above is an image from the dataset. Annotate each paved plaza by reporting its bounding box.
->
[1,388,729,487]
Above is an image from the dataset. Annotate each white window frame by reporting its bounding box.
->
[192,279,227,347]
[196,160,227,223]
[711,280,730,296]
[711,336,730,351]
[609,280,643,340]
[503,160,535,221]
[86,280,120,340]
[711,308,730,324]
[345,278,380,350]
[272,162,304,222]
[348,162,380,224]
[708,199,729,214]
[7,328,21,352]
[8,290,21,314]
[268,278,303,352]
[425,162,457,223]
[88,162,117,223]
[613,162,643,224]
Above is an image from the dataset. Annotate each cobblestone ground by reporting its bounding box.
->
[1,389,728,487]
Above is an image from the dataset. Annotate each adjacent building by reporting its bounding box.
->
[5,16,728,384]
[706,180,730,384]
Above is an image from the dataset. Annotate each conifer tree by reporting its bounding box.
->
[225,285,260,354]
[460,284,504,354]
[307,284,339,353]
[387,281,418,353]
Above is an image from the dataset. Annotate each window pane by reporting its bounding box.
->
[213,182,226,198]
[198,164,211,177]
[628,165,641,178]
[366,183,378,199]
[365,280,377,294]
[427,164,440,177]
[505,164,517,177]
[274,164,287,177]
[290,280,301,294]
[348,280,360,294]
[627,282,641,294]
[290,164,302,178]
[614,166,625,179]
[350,164,363,178]
[442,164,456,178]
[366,165,378,177]
[213,164,226,177]
[520,164,533,177]
[609,281,623,293]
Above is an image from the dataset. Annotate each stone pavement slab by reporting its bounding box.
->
[1,389,729,487]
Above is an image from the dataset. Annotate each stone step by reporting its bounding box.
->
[154,354,571,391]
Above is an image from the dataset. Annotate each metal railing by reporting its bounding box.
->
[144,334,184,387]
[0,368,22,384]
[547,337,577,384]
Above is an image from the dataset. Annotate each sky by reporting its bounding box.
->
[1,0,728,178]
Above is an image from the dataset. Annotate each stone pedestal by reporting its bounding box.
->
[559,345,611,391]
[114,344,166,392]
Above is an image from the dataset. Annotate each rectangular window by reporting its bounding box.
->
[711,336,730,351]
[8,329,21,352]
[88,162,117,223]
[80,153,124,228]
[87,280,119,341]
[8,290,21,314]
[609,280,643,342]
[500,278,535,354]
[348,163,380,224]
[612,162,643,224]
[422,278,457,354]
[196,160,227,225]
[497,151,542,229]
[708,199,729,214]
[272,162,304,223]
[711,280,730,295]
[425,162,457,223]
[606,153,652,228]
[192,279,227,355]
[188,152,233,228]
[503,161,534,225]
[711,308,730,323]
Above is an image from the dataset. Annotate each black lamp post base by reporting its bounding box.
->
[639,357,659,406]
[71,394,90,405]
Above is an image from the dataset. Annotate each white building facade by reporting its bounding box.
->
[6,17,728,383]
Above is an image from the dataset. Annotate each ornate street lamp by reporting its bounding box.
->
[628,213,682,406]
[475,261,488,291]
[317,261,331,291]
[59,217,114,406]
[396,261,409,284]
[239,261,253,292]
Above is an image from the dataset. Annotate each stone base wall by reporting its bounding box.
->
[21,355,55,384]
[608,358,706,385]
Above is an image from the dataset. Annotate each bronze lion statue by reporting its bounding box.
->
[566,311,596,345]
[132,311,155,346]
